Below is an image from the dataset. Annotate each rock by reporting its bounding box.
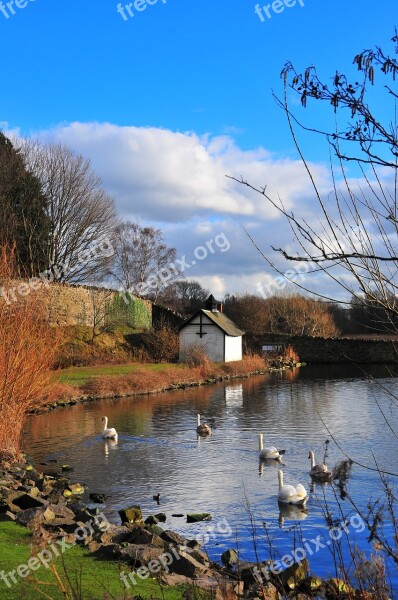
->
[193,574,245,600]
[186,539,202,550]
[61,465,73,472]
[160,529,187,545]
[172,513,184,517]
[119,505,143,525]
[280,559,308,590]
[221,549,238,568]
[155,512,166,522]
[169,549,210,578]
[4,510,16,521]
[127,525,165,548]
[186,513,212,523]
[237,561,261,587]
[16,506,55,529]
[7,491,46,512]
[66,483,85,496]
[161,573,192,586]
[97,525,131,545]
[117,543,165,567]
[187,547,210,567]
[43,516,79,532]
[144,515,159,526]
[89,493,106,503]
[90,544,118,559]
[48,503,76,520]
[146,524,165,537]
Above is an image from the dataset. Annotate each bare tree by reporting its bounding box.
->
[231,34,398,332]
[157,279,209,316]
[19,141,116,283]
[111,221,179,301]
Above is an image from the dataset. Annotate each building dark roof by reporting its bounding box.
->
[180,308,244,337]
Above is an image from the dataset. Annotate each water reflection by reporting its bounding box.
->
[23,364,398,590]
[278,504,309,527]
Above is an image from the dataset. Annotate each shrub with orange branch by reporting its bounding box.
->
[0,245,60,460]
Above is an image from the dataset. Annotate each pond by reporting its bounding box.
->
[24,363,398,594]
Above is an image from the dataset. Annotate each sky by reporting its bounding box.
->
[1,0,397,300]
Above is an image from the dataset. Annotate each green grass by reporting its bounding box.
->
[58,363,180,387]
[0,520,186,599]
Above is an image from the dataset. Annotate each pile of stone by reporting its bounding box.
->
[1,458,362,599]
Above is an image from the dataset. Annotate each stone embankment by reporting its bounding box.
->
[0,458,376,599]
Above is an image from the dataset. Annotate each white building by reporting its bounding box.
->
[179,295,244,363]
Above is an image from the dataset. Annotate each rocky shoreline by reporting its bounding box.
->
[0,456,368,600]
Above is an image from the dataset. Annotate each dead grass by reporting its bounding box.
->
[80,355,266,398]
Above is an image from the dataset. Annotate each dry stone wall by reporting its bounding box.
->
[0,280,152,329]
[289,335,398,363]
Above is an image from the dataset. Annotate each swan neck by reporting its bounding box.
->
[278,470,283,489]
[197,414,201,427]
[258,433,263,451]
[103,417,108,429]
[309,451,315,468]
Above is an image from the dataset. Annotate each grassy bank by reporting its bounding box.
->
[0,520,187,600]
[49,356,268,409]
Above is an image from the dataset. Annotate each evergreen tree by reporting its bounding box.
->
[0,132,49,276]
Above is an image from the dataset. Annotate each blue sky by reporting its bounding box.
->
[1,0,397,298]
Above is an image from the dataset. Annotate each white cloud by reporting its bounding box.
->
[34,121,330,223]
[12,121,362,298]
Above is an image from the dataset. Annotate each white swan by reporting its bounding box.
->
[101,416,118,439]
[309,450,332,481]
[196,414,211,436]
[277,470,308,506]
[258,433,285,460]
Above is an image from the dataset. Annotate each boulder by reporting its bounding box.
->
[48,503,76,520]
[160,530,187,546]
[16,506,55,529]
[144,515,159,526]
[97,525,131,545]
[90,543,118,560]
[117,544,165,567]
[119,505,143,525]
[186,513,212,523]
[155,512,166,522]
[169,549,210,578]
[221,549,238,568]
[7,491,46,512]
[280,559,309,590]
[126,526,165,548]
[187,547,210,567]
[89,493,106,503]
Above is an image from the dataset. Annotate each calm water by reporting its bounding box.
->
[24,364,398,593]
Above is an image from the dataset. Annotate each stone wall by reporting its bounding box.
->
[288,335,398,363]
[0,280,152,329]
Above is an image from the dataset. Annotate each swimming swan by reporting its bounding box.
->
[258,433,285,460]
[101,416,118,439]
[277,470,308,506]
[196,414,212,436]
[309,450,332,481]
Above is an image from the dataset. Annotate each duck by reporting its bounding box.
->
[196,414,211,436]
[101,416,118,439]
[258,433,285,460]
[308,450,332,482]
[277,470,308,506]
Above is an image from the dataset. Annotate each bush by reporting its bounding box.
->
[0,246,61,459]
[142,324,179,363]
[179,344,211,368]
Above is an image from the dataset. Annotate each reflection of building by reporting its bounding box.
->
[225,384,243,407]
[179,295,244,362]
